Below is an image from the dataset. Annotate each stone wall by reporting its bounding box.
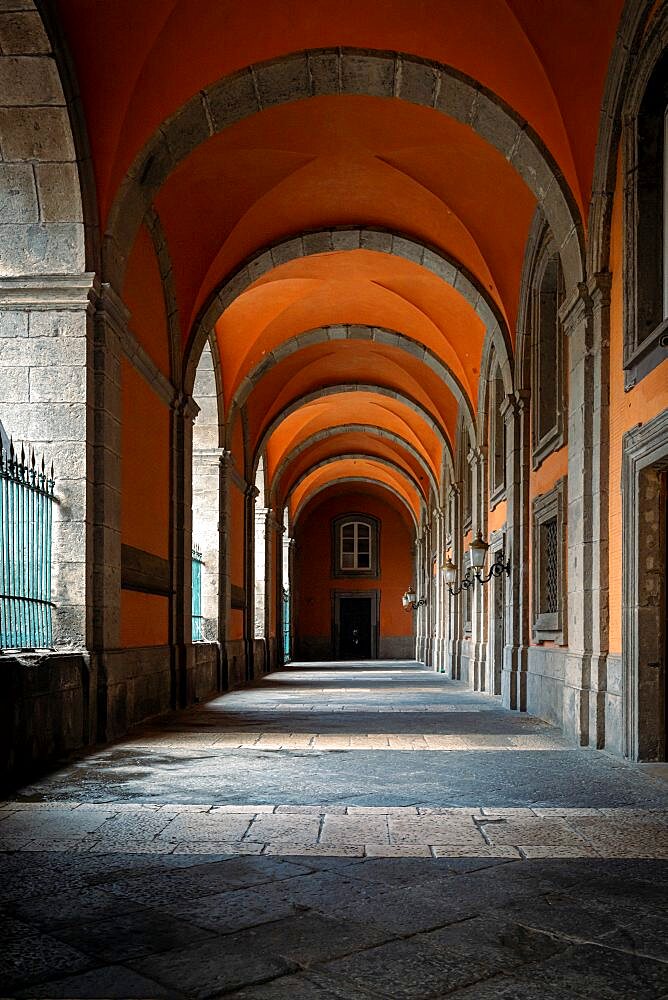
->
[0,651,90,790]
[102,647,173,743]
[526,646,568,729]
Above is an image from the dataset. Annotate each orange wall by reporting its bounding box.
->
[294,491,413,644]
[608,154,668,653]
[120,359,170,558]
[120,591,169,647]
[120,359,171,648]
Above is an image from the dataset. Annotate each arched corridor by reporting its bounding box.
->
[1,0,668,993]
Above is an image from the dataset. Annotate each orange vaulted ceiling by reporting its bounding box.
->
[264,394,442,484]
[57,0,623,228]
[242,342,460,456]
[273,432,432,509]
[290,457,422,523]
[155,98,534,334]
[215,249,488,407]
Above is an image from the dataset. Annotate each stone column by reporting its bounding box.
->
[244,483,260,680]
[446,482,462,679]
[500,391,530,710]
[588,275,612,748]
[218,449,234,670]
[91,283,125,659]
[170,391,199,708]
[0,275,96,652]
[469,446,487,691]
[560,277,611,747]
[414,525,426,662]
[432,506,446,672]
[254,507,268,636]
[264,509,282,672]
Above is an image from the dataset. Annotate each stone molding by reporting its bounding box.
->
[620,4,668,389]
[621,406,668,760]
[531,476,567,645]
[144,205,182,388]
[587,0,651,274]
[117,320,175,406]
[226,323,474,447]
[292,478,419,532]
[253,380,453,480]
[186,227,512,404]
[287,452,425,508]
[104,48,584,296]
[0,273,96,309]
[270,424,438,508]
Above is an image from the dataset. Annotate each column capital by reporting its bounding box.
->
[467,445,486,468]
[587,271,612,310]
[172,390,200,422]
[558,281,593,335]
[95,281,131,336]
[0,272,98,311]
[447,482,461,501]
[500,389,530,424]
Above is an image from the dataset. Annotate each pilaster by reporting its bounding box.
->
[446,482,462,679]
[91,282,125,656]
[468,446,487,691]
[500,390,530,710]
[170,390,199,708]
[559,278,610,746]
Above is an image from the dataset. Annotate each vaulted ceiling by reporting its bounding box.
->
[58,0,623,523]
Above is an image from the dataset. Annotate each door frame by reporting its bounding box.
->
[622,408,668,760]
[332,590,380,659]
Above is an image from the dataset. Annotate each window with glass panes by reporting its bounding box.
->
[340,521,371,571]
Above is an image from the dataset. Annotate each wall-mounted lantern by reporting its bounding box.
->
[443,531,510,596]
[402,586,427,612]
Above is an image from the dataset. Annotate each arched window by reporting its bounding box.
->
[332,514,379,578]
[531,239,566,468]
[623,46,668,386]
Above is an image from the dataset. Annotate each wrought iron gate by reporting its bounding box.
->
[191,546,204,642]
[0,441,56,650]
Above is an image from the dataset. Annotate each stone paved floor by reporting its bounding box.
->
[1,660,667,998]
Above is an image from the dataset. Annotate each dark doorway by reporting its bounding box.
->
[333,591,379,659]
[339,599,372,658]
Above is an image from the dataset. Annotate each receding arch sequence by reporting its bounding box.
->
[269,425,440,507]
[105,49,584,299]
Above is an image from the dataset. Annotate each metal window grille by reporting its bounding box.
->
[0,441,56,650]
[543,517,559,614]
[191,545,204,642]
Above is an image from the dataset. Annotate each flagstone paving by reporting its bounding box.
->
[1,660,667,998]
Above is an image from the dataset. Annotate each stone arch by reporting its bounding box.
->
[476,334,511,443]
[184,227,513,393]
[293,479,419,534]
[516,208,552,397]
[269,425,440,507]
[286,453,427,508]
[228,324,475,450]
[587,0,660,274]
[0,1,86,277]
[253,383,454,479]
[104,48,584,295]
